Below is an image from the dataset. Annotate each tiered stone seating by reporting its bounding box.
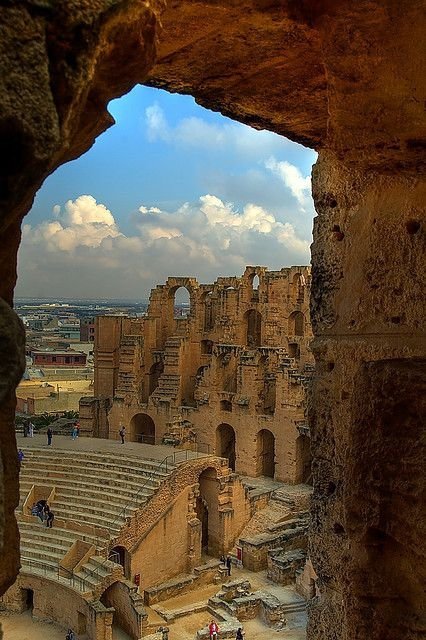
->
[17,447,176,593]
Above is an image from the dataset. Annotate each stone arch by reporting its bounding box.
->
[288,311,305,337]
[101,579,139,639]
[130,413,155,444]
[109,545,131,579]
[172,285,191,319]
[296,435,312,485]
[244,309,262,347]
[216,423,236,471]
[198,467,220,556]
[256,429,275,478]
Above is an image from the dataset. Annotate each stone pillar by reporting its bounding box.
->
[308,152,425,640]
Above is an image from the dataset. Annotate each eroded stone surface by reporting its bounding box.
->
[0,3,425,640]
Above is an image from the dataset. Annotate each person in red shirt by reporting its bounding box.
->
[209,620,219,639]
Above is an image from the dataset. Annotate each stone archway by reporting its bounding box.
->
[216,423,236,471]
[198,467,220,556]
[109,545,131,579]
[256,429,275,478]
[296,435,312,485]
[130,413,155,444]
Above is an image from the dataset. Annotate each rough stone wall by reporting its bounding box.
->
[91,266,313,481]
[0,2,425,640]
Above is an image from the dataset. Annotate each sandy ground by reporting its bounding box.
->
[0,610,131,640]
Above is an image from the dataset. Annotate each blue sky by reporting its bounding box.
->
[17,85,317,299]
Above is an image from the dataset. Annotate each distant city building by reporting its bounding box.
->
[80,316,95,342]
[30,349,87,367]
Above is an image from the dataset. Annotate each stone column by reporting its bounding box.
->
[308,151,425,639]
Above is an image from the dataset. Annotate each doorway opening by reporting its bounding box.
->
[216,423,236,471]
[22,588,34,612]
[296,435,312,484]
[109,545,131,579]
[130,413,156,444]
[195,495,209,553]
[198,467,220,556]
[256,429,275,477]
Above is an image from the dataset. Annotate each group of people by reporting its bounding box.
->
[31,499,54,528]
[22,420,34,437]
[220,555,233,576]
[209,620,245,639]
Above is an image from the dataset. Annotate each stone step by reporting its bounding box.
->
[50,506,123,534]
[20,544,64,564]
[19,476,157,500]
[21,457,168,482]
[21,448,175,474]
[52,498,140,521]
[54,488,146,510]
[20,469,160,494]
[20,536,70,558]
[18,520,106,549]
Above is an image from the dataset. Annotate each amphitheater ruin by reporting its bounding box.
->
[0,2,424,640]
[2,267,315,639]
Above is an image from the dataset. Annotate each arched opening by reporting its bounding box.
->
[101,581,136,640]
[148,360,163,395]
[250,273,260,302]
[220,399,232,412]
[109,545,131,579]
[21,588,34,613]
[245,309,262,346]
[256,429,275,477]
[289,311,305,337]
[296,435,312,484]
[173,286,191,319]
[198,467,220,556]
[130,413,155,444]
[195,495,209,553]
[216,423,236,470]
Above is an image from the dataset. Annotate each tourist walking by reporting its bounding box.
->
[66,629,75,640]
[23,420,29,437]
[47,427,53,446]
[236,628,245,640]
[76,422,80,438]
[209,620,219,639]
[226,556,232,576]
[28,421,34,437]
[18,449,24,466]
[119,425,126,444]
[71,422,78,440]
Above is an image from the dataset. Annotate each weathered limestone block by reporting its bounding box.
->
[309,152,426,640]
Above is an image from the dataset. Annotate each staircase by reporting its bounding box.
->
[116,334,144,395]
[151,336,185,402]
[17,447,176,595]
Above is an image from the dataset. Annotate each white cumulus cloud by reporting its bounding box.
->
[18,194,310,299]
[265,157,312,209]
